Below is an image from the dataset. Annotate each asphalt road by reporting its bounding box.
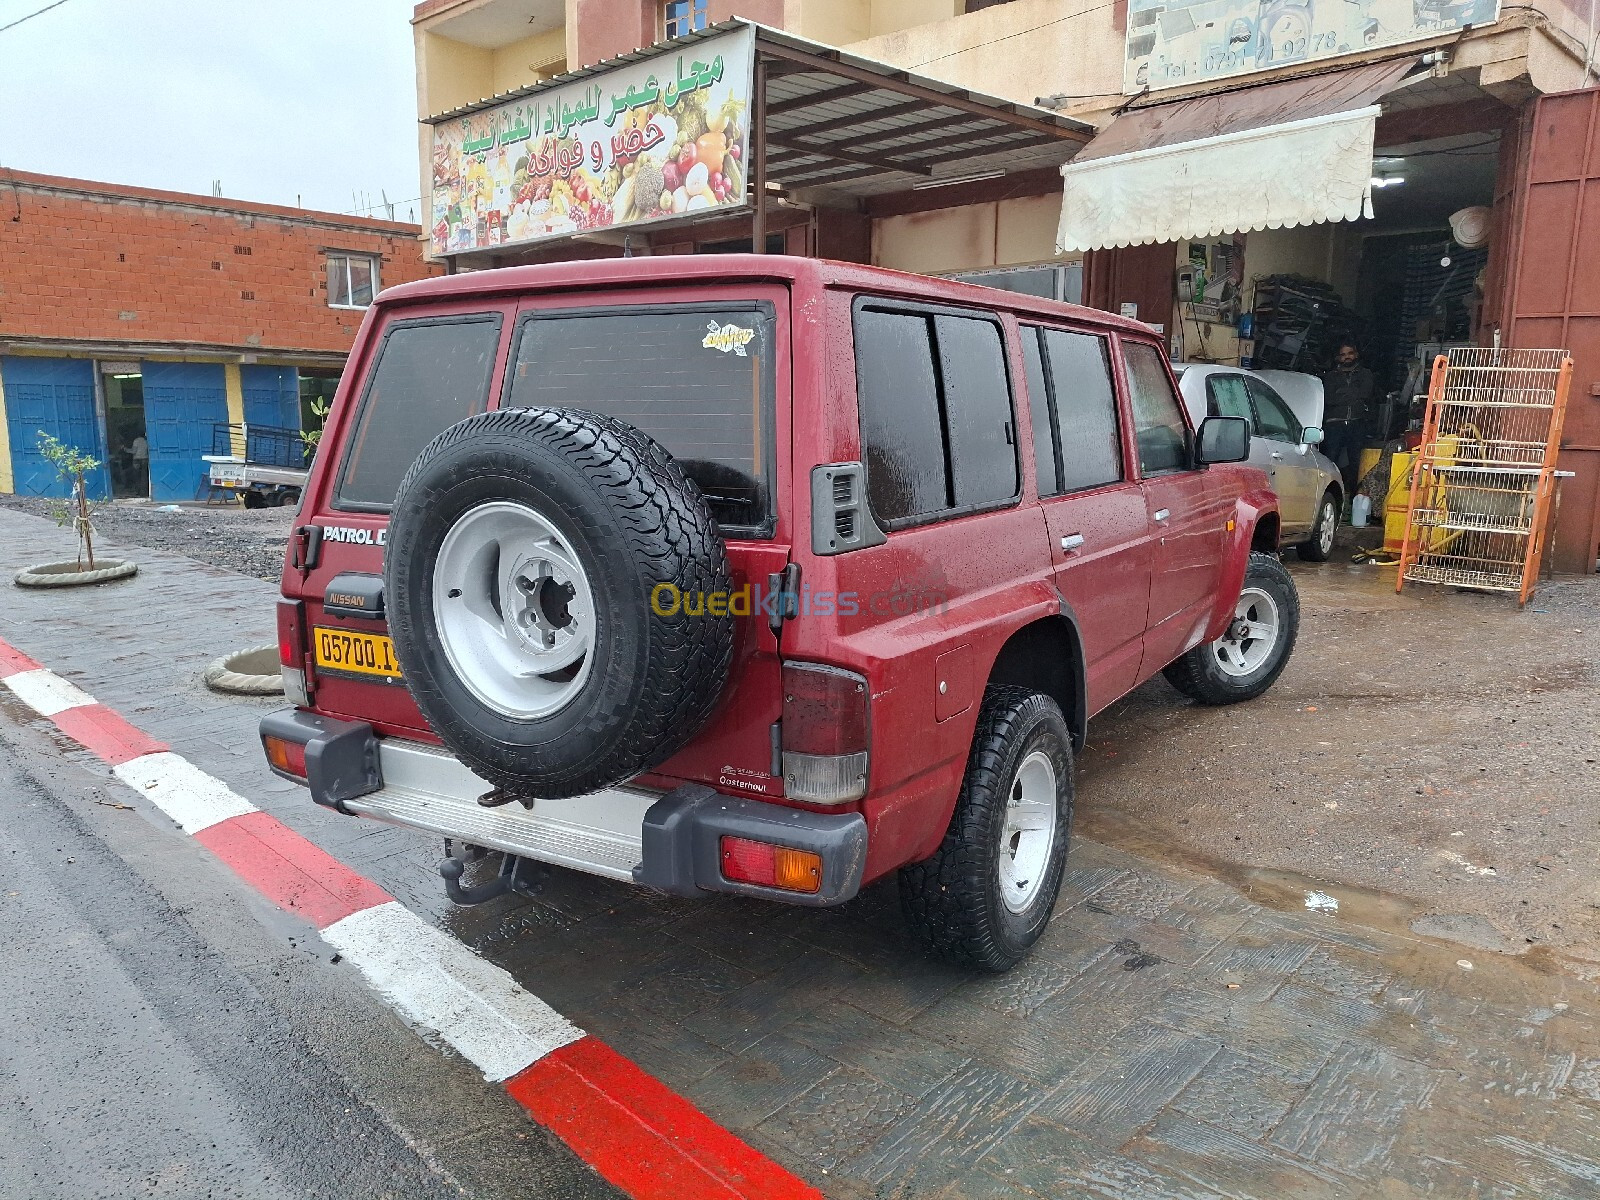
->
[0,711,617,1200]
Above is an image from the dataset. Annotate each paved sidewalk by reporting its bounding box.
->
[3,508,1598,1200]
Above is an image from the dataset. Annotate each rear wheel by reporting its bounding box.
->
[900,687,1074,972]
[1164,551,1299,705]
[1299,489,1339,561]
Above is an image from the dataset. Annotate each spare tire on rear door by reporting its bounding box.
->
[385,406,735,800]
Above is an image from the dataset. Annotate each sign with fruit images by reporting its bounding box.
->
[429,25,755,255]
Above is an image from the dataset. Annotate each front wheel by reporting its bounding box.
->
[1164,551,1299,705]
[899,688,1074,973]
[1298,490,1339,562]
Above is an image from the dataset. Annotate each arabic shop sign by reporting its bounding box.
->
[1124,0,1499,92]
[430,25,755,255]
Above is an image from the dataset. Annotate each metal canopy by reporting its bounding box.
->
[424,20,1092,204]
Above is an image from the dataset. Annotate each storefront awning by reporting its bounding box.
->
[1056,57,1421,253]
[424,20,1092,262]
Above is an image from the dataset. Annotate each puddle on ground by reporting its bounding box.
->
[1077,809,1600,984]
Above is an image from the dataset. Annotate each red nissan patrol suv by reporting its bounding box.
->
[261,256,1296,971]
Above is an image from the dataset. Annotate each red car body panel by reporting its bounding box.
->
[281,256,1276,891]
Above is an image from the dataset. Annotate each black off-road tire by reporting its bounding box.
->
[899,687,1074,973]
[1298,488,1339,562]
[1164,551,1299,705]
[385,407,735,799]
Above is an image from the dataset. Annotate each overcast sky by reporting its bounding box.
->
[0,0,422,219]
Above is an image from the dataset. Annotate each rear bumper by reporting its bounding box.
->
[258,709,867,906]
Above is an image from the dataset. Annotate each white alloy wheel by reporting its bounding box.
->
[1212,586,1281,677]
[999,749,1058,914]
[431,500,596,719]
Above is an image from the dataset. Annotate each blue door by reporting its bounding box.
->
[2,357,110,499]
[240,366,304,467]
[143,361,228,502]
[241,365,300,431]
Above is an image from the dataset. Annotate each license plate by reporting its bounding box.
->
[312,626,401,681]
[211,466,247,487]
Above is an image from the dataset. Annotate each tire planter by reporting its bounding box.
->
[14,559,138,588]
[203,645,285,696]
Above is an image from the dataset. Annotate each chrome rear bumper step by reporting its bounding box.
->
[345,738,653,881]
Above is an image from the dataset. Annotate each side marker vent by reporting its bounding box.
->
[811,462,886,557]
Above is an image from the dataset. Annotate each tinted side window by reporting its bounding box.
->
[1207,375,1254,424]
[855,306,1018,525]
[935,315,1017,508]
[1042,328,1121,492]
[1123,343,1190,475]
[1247,378,1300,442]
[336,315,501,509]
[854,309,947,521]
[1020,328,1059,496]
[508,307,775,531]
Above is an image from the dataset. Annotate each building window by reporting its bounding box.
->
[327,253,378,309]
[665,0,707,38]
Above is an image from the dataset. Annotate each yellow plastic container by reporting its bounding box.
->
[1358,447,1382,486]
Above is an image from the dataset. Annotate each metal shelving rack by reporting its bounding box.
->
[1397,346,1574,607]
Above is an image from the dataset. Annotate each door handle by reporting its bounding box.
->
[1153,508,1170,523]
[1271,451,1283,460]
[1061,533,1085,552]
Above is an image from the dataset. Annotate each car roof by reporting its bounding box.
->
[376,254,1158,338]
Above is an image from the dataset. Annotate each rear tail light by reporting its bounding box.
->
[276,598,311,706]
[263,733,308,779]
[719,836,822,894]
[780,662,869,805]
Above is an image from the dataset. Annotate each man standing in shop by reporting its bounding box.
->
[130,432,149,494]
[1321,341,1375,488]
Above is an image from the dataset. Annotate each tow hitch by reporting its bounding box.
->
[438,840,550,906]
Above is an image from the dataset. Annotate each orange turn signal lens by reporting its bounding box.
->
[264,735,308,779]
[719,836,822,894]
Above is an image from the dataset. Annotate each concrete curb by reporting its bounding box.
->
[0,635,823,1200]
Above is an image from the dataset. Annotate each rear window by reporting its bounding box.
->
[506,305,776,533]
[335,315,502,510]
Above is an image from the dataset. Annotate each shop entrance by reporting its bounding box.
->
[103,369,149,499]
[1171,125,1502,493]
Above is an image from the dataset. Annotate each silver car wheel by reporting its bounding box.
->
[1318,499,1337,555]
[1213,586,1280,678]
[431,500,596,720]
[999,750,1058,914]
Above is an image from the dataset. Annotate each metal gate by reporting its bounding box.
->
[1500,87,1600,573]
[0,357,111,499]
[142,361,228,502]
[241,365,300,431]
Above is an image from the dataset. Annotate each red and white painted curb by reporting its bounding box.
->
[0,637,822,1200]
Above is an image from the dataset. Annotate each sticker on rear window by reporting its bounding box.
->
[703,321,755,356]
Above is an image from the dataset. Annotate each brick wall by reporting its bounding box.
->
[0,172,442,357]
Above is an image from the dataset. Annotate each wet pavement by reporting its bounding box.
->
[1,507,1597,1198]
[0,703,615,1200]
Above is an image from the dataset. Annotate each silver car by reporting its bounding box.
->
[1174,364,1344,561]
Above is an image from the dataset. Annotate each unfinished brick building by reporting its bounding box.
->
[0,172,439,500]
